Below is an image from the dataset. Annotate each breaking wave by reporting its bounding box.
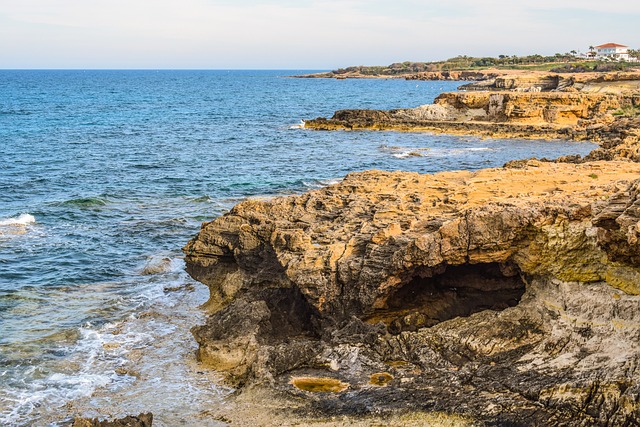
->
[289,120,305,129]
[0,213,36,227]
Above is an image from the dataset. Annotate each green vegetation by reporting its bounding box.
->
[588,173,598,179]
[331,52,639,76]
[611,106,640,118]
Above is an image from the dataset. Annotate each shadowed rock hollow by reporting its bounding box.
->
[367,262,526,334]
[184,161,640,426]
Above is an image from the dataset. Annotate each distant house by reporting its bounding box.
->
[595,43,630,61]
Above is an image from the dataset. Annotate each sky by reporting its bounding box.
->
[0,0,638,69]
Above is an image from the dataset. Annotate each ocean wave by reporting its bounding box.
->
[317,178,342,187]
[0,272,196,426]
[289,120,305,129]
[0,333,120,426]
[301,178,342,189]
[131,163,163,170]
[0,322,142,426]
[140,254,184,276]
[0,108,32,116]
[190,195,214,203]
[392,151,426,159]
[0,213,36,227]
[59,197,108,208]
[380,144,493,159]
[380,145,431,159]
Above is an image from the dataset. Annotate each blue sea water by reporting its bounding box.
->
[0,70,596,426]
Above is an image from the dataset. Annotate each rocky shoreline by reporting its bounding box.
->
[304,72,640,142]
[182,72,640,426]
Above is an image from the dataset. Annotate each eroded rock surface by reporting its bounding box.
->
[184,161,640,426]
[458,71,640,93]
[304,91,640,141]
[72,413,153,427]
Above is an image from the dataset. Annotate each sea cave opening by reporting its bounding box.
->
[367,262,526,334]
[259,286,321,343]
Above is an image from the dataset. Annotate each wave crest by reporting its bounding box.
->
[0,213,36,227]
[60,197,108,208]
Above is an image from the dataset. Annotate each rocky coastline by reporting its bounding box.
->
[183,72,640,426]
[304,72,640,142]
[294,69,504,81]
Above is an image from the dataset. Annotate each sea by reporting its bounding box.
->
[0,70,597,426]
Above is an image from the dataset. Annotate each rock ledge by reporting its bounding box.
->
[185,161,640,426]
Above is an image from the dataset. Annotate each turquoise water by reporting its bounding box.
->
[0,70,596,426]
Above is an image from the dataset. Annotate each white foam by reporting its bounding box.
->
[140,254,183,276]
[317,178,341,187]
[392,152,411,159]
[392,151,424,159]
[300,178,343,190]
[0,213,36,227]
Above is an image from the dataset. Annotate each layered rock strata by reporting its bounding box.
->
[297,68,640,93]
[294,69,504,80]
[304,91,639,141]
[184,161,640,426]
[458,72,640,93]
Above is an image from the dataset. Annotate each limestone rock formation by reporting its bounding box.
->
[302,69,640,146]
[459,71,640,93]
[303,69,640,145]
[304,91,637,141]
[580,117,640,162]
[184,161,640,426]
[295,69,502,81]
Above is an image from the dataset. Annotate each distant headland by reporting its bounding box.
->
[296,45,639,79]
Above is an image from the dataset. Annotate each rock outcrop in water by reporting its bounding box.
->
[304,91,640,141]
[297,68,640,93]
[184,160,640,426]
[72,413,153,427]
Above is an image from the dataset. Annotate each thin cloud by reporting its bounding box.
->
[0,0,637,68]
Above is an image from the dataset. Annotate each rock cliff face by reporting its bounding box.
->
[304,91,637,141]
[296,69,503,81]
[459,72,640,93]
[297,68,640,94]
[184,161,640,426]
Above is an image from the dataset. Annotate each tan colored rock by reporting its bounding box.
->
[305,91,633,140]
[184,161,640,426]
[459,71,640,94]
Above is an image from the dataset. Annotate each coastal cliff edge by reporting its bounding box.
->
[184,159,640,426]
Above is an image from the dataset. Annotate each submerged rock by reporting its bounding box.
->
[184,161,640,425]
[72,413,153,427]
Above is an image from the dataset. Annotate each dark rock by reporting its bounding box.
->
[72,413,152,427]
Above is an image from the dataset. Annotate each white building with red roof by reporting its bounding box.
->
[595,43,630,61]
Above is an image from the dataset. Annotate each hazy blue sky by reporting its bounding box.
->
[0,0,637,69]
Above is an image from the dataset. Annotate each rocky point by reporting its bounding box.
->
[184,159,640,426]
